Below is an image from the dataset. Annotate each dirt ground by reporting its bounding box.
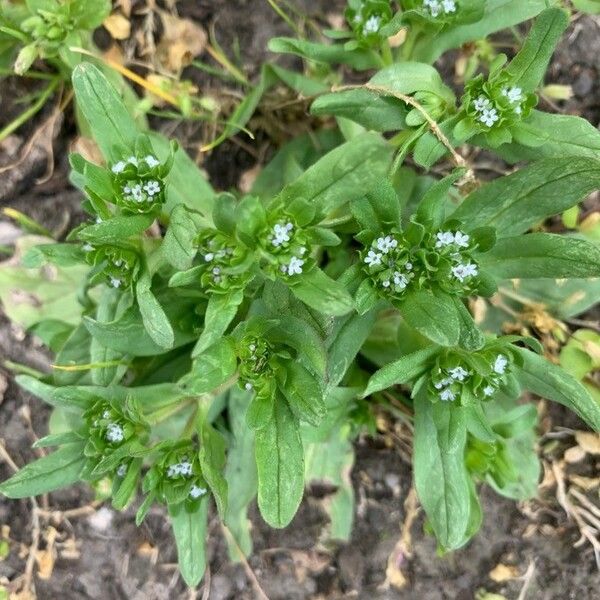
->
[1,2,600,599]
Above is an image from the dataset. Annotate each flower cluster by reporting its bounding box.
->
[361,233,415,299]
[463,73,536,131]
[141,442,209,509]
[195,230,251,294]
[84,244,140,290]
[429,349,513,404]
[422,0,457,18]
[109,154,168,214]
[262,217,311,280]
[237,336,274,395]
[360,226,484,301]
[345,0,393,44]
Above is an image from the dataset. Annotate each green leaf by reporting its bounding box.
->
[516,348,600,430]
[136,271,175,349]
[169,499,209,587]
[77,215,154,245]
[452,158,600,236]
[416,169,465,228]
[413,397,471,550]
[290,268,354,316]
[193,290,244,357]
[255,398,304,528]
[22,243,84,268]
[277,132,392,219]
[224,388,257,561]
[179,339,237,395]
[279,362,325,427]
[0,443,85,498]
[16,375,94,410]
[481,234,600,279]
[199,422,228,518]
[311,89,407,132]
[363,346,439,396]
[401,289,461,347]
[453,298,485,352]
[505,8,569,92]
[161,205,203,270]
[268,37,381,70]
[72,63,138,160]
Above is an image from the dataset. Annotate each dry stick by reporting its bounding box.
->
[221,524,270,600]
[331,83,474,181]
[0,441,41,596]
[516,560,536,600]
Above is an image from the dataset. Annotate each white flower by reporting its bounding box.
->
[449,366,469,381]
[102,410,111,419]
[271,222,293,247]
[405,262,413,271]
[82,243,94,252]
[376,236,398,253]
[439,388,456,402]
[143,180,161,196]
[435,231,455,248]
[502,86,523,103]
[364,250,383,266]
[442,0,456,12]
[123,183,143,202]
[189,485,207,499]
[451,262,478,282]
[382,280,391,288]
[111,161,126,174]
[283,256,305,276]
[434,377,453,390]
[393,271,409,289]
[167,461,193,478]
[453,231,470,248]
[212,267,221,275]
[473,96,492,112]
[479,108,499,127]
[424,0,442,16]
[483,385,495,397]
[244,382,253,391]
[363,15,381,34]
[117,464,127,477]
[105,423,124,443]
[144,155,160,168]
[109,276,122,288]
[493,354,508,374]
[204,253,214,262]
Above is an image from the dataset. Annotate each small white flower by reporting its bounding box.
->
[364,250,383,266]
[363,15,381,34]
[442,0,456,12]
[382,280,391,288]
[502,86,523,104]
[434,377,453,390]
[189,485,207,499]
[451,262,478,282]
[102,410,111,419]
[271,222,293,247]
[143,180,161,197]
[144,155,160,168]
[493,354,508,375]
[117,464,127,478]
[299,246,307,256]
[393,271,409,289]
[212,267,221,275]
[435,231,455,248]
[111,161,126,174]
[244,382,253,391]
[204,253,214,262]
[479,108,499,127]
[82,243,94,252]
[424,0,442,17]
[453,231,470,248]
[249,344,256,352]
[449,366,469,381]
[405,262,413,271]
[483,385,495,397]
[284,256,305,276]
[440,388,456,402]
[376,236,398,253]
[473,96,492,112]
[167,461,193,478]
[109,276,122,288]
[105,423,124,443]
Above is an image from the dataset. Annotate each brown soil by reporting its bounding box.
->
[1,2,600,599]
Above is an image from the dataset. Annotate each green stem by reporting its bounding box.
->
[0,78,59,143]
[381,40,394,66]
[401,27,421,62]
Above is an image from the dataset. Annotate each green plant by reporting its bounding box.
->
[1,2,600,589]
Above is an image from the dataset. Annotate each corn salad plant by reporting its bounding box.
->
[2,2,600,588]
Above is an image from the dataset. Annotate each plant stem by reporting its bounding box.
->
[381,40,394,66]
[0,78,59,143]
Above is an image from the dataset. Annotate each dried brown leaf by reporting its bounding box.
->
[103,13,131,40]
[575,431,600,455]
[489,563,520,582]
[156,12,207,74]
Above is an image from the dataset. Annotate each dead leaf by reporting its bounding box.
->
[575,431,600,455]
[70,136,104,165]
[489,563,520,582]
[564,445,586,464]
[239,165,261,193]
[103,13,131,40]
[156,11,207,73]
[35,527,58,580]
[388,28,407,47]
[569,475,600,491]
